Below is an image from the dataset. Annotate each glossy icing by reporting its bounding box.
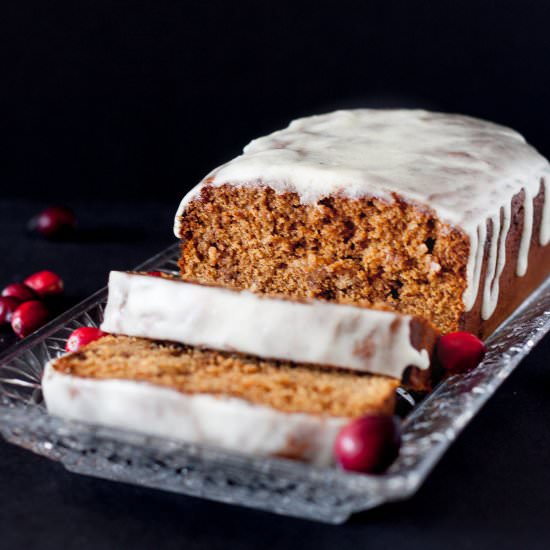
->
[174,109,550,321]
[100,271,431,378]
[42,361,347,466]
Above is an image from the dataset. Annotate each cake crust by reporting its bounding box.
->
[461,184,550,337]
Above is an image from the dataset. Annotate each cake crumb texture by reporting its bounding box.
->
[177,185,469,334]
[54,335,399,417]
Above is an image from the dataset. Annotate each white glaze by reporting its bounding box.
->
[481,204,511,320]
[517,185,534,277]
[42,362,347,466]
[541,170,550,246]
[100,271,431,379]
[174,109,550,321]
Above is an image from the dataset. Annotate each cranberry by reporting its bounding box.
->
[11,301,49,338]
[334,415,401,473]
[28,206,76,239]
[65,327,106,352]
[24,270,64,297]
[1,282,37,302]
[436,332,486,375]
[147,271,164,277]
[0,297,21,326]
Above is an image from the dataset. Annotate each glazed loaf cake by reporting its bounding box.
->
[42,335,399,466]
[100,271,437,381]
[174,110,550,337]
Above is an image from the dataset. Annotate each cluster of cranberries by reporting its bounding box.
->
[0,271,64,338]
[0,206,84,338]
[0,206,80,336]
[334,331,486,474]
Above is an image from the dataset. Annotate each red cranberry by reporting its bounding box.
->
[65,327,106,352]
[1,282,37,302]
[147,271,164,277]
[334,415,401,473]
[437,332,486,375]
[11,301,49,338]
[24,270,64,297]
[0,297,21,326]
[28,206,76,239]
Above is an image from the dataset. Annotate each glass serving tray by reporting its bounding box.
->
[0,243,549,524]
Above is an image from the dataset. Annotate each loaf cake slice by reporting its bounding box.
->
[174,109,550,338]
[100,271,438,382]
[42,335,399,466]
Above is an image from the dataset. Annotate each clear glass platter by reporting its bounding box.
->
[0,243,549,524]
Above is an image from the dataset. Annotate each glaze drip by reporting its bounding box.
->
[540,172,550,245]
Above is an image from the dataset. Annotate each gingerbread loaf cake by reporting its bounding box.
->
[100,271,437,381]
[42,335,399,466]
[174,110,550,338]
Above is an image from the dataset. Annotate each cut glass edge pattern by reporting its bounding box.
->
[0,243,549,524]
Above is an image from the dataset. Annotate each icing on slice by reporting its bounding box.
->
[100,271,433,379]
[42,361,347,466]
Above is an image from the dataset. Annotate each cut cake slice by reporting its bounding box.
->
[42,335,399,466]
[100,271,438,382]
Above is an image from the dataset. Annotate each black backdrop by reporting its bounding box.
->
[3,3,550,546]
[2,0,550,201]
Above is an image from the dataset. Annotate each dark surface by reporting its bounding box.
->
[2,0,550,202]
[1,199,550,549]
[3,2,550,547]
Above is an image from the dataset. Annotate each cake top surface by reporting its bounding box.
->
[176,109,549,233]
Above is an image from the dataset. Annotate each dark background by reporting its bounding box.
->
[2,1,550,548]
[2,0,550,202]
